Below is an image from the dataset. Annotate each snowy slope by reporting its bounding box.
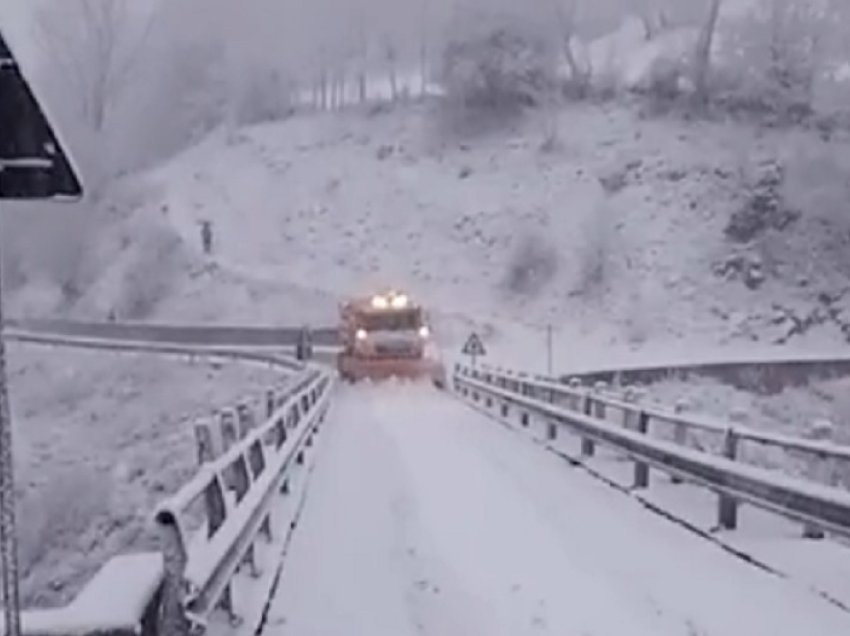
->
[267,381,850,635]
[41,94,850,372]
[6,344,282,608]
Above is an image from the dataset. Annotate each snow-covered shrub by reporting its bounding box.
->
[438,11,558,129]
[113,224,187,319]
[1,242,28,292]
[714,1,827,123]
[725,160,800,243]
[236,68,294,126]
[574,202,613,297]
[502,233,558,297]
[18,466,110,591]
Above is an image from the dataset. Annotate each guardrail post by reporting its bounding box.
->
[593,382,608,420]
[259,508,274,542]
[546,418,557,441]
[217,585,242,626]
[581,391,595,457]
[621,388,637,429]
[157,516,191,636]
[568,378,581,410]
[266,389,276,419]
[237,403,254,438]
[633,411,650,489]
[220,409,238,451]
[803,419,835,540]
[670,399,690,484]
[241,543,260,578]
[717,427,740,531]
[195,421,217,465]
[205,476,229,536]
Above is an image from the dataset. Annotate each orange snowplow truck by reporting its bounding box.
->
[337,291,445,386]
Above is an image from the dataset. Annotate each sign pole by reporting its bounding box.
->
[546,324,553,377]
[0,217,22,636]
[0,29,84,636]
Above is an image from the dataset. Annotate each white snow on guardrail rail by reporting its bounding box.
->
[476,364,850,465]
[455,365,850,538]
[0,335,334,636]
[154,367,333,635]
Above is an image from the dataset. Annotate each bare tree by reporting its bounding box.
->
[383,35,400,101]
[692,0,723,104]
[547,0,591,95]
[419,0,431,95]
[35,0,159,134]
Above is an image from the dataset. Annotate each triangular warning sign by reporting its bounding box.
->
[462,332,486,357]
[0,29,83,200]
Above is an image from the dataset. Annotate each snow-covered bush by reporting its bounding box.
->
[574,202,614,298]
[439,12,558,123]
[235,68,295,126]
[714,1,831,123]
[113,224,187,319]
[502,233,559,298]
[18,465,110,601]
[1,241,28,292]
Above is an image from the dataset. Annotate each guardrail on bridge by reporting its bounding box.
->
[156,366,332,635]
[0,355,335,636]
[453,363,850,540]
[4,318,341,348]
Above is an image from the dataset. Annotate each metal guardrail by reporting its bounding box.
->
[489,366,850,469]
[553,352,850,395]
[4,319,341,348]
[154,367,333,635]
[454,364,850,538]
[3,330,307,371]
[0,329,335,636]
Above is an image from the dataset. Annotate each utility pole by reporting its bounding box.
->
[0,215,22,636]
[0,28,85,636]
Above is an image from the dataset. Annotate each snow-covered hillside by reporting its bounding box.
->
[8,345,281,607]
[42,97,850,370]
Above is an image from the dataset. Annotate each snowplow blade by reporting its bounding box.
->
[338,355,445,387]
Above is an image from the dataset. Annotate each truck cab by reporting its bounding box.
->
[337,291,443,384]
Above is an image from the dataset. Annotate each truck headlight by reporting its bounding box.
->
[418,325,430,339]
[371,296,389,309]
[356,328,368,340]
[391,294,409,309]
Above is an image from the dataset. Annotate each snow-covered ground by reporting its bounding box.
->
[39,95,850,377]
[266,382,850,635]
[631,374,850,488]
[6,343,283,608]
[498,393,850,608]
[647,376,850,447]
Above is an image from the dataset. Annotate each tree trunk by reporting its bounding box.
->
[358,72,367,102]
[389,67,398,101]
[419,0,429,96]
[419,42,428,95]
[693,0,723,105]
[320,70,328,110]
[641,14,656,41]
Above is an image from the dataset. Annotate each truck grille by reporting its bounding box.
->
[374,342,417,356]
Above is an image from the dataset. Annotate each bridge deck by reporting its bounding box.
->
[263,382,850,636]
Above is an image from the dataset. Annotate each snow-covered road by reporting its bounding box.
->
[264,382,850,636]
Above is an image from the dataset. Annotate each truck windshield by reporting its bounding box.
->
[361,309,421,331]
